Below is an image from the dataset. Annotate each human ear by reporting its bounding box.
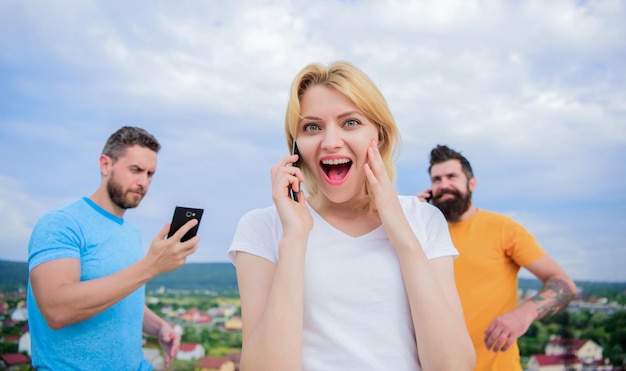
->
[99,154,112,176]
[468,177,477,192]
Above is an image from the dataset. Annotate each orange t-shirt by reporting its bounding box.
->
[448,209,546,371]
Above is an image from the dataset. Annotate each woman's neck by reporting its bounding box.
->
[308,194,381,237]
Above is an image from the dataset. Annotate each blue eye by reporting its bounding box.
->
[304,123,320,132]
[344,119,359,127]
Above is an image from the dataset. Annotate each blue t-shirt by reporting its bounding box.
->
[27,197,152,371]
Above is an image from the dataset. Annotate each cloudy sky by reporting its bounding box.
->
[1,0,624,282]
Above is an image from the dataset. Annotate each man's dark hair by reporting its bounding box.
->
[428,145,474,180]
[102,126,161,161]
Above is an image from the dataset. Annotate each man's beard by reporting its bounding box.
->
[432,187,472,222]
[106,175,144,210]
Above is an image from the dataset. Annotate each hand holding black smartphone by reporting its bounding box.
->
[167,206,204,242]
[289,141,300,202]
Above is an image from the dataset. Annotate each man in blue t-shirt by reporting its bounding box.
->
[27,126,201,370]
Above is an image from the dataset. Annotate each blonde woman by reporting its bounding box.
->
[228,61,475,371]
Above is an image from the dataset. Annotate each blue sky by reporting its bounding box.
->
[1,0,624,282]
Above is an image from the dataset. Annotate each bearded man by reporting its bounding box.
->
[417,145,577,371]
[27,126,200,370]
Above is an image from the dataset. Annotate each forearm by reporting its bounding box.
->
[35,258,157,329]
[527,276,577,320]
[389,220,474,370]
[143,306,169,337]
[397,247,475,370]
[240,238,306,371]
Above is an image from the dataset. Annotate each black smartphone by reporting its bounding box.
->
[425,190,433,203]
[167,206,204,242]
[289,141,300,201]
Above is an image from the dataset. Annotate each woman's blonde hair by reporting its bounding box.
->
[284,61,400,210]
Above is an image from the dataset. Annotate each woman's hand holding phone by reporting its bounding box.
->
[271,145,312,239]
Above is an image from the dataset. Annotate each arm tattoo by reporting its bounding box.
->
[530,277,576,319]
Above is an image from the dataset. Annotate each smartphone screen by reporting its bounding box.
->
[289,141,300,201]
[167,206,204,242]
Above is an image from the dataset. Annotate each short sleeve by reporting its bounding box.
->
[227,206,280,265]
[506,220,546,267]
[423,205,458,260]
[28,210,83,271]
[400,196,458,260]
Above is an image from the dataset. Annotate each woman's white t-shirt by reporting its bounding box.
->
[228,195,457,371]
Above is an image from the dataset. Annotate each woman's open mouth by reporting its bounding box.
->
[321,158,352,185]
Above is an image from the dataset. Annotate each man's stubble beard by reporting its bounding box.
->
[106,173,144,210]
[432,186,472,223]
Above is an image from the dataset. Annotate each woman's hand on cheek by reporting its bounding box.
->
[365,139,398,211]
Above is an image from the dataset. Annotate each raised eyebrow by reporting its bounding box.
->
[301,116,322,122]
[300,111,363,122]
[337,111,363,120]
